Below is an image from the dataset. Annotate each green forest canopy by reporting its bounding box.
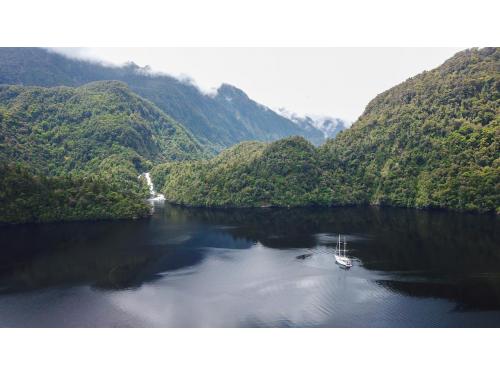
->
[0,81,207,223]
[153,48,500,213]
[1,47,498,224]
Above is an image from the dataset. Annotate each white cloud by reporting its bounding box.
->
[54,47,463,121]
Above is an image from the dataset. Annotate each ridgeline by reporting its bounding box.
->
[1,47,498,224]
[153,48,499,213]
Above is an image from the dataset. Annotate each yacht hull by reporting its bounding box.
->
[335,255,352,268]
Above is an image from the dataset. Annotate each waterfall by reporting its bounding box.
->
[142,172,165,201]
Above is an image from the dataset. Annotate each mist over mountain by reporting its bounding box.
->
[214,84,325,145]
[0,48,324,151]
[154,48,499,214]
[278,108,348,139]
[1,47,498,224]
[0,47,326,223]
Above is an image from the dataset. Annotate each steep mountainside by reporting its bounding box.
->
[0,48,323,151]
[214,84,324,145]
[319,47,499,212]
[155,48,499,213]
[0,80,205,223]
[0,81,205,174]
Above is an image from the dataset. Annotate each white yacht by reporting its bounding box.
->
[334,235,352,268]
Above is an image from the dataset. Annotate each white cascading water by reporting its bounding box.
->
[142,172,165,201]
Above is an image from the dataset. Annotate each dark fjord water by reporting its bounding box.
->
[0,203,499,327]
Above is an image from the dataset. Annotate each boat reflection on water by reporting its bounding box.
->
[0,203,499,327]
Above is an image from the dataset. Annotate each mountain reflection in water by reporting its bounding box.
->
[0,203,499,327]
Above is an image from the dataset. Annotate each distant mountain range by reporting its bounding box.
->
[3,47,495,224]
[0,47,339,223]
[154,48,499,214]
[277,108,348,139]
[0,48,328,151]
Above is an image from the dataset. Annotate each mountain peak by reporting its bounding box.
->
[216,83,249,101]
[123,61,140,70]
[277,108,348,139]
[0,47,336,150]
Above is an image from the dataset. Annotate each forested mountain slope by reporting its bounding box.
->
[152,137,321,207]
[0,80,205,174]
[319,47,499,212]
[0,48,324,150]
[154,48,499,213]
[0,80,205,223]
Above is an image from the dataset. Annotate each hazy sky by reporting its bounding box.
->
[56,48,463,122]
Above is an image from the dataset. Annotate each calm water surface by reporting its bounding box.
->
[0,203,499,327]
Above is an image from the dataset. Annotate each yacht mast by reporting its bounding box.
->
[338,234,340,255]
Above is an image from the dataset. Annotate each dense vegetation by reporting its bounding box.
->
[0,81,205,173]
[0,81,205,223]
[1,47,498,223]
[153,137,321,207]
[319,47,499,212]
[154,48,499,213]
[0,162,150,224]
[0,48,325,151]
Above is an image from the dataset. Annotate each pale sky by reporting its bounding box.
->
[56,48,463,122]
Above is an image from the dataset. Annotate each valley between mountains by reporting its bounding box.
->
[0,47,498,223]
